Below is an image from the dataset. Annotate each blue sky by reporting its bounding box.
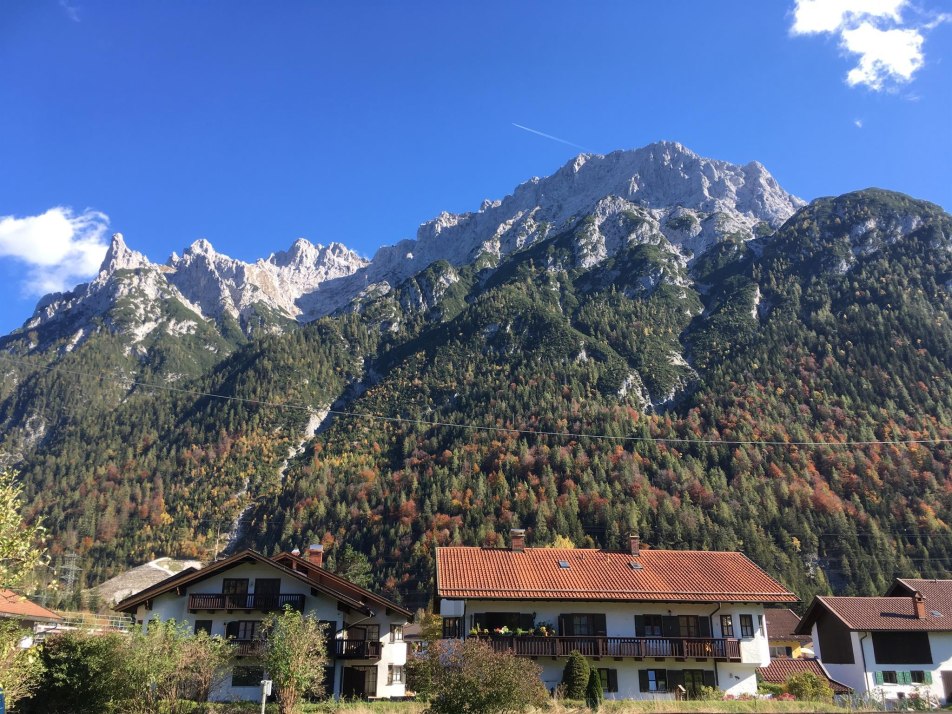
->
[0,0,950,333]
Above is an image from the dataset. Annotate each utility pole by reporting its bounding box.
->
[61,552,81,605]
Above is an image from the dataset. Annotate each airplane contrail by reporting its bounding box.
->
[512,123,589,151]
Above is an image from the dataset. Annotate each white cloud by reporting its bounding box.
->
[0,207,110,296]
[790,0,945,91]
[854,118,864,128]
[791,0,906,34]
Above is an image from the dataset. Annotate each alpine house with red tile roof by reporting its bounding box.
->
[115,546,412,702]
[796,578,952,706]
[435,530,796,700]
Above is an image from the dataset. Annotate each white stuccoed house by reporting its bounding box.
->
[115,546,411,701]
[797,578,952,707]
[434,530,796,700]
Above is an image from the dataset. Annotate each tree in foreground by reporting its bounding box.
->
[426,638,548,714]
[405,611,443,700]
[0,619,44,710]
[261,606,329,714]
[561,649,590,700]
[785,671,834,701]
[585,667,604,710]
[0,469,46,590]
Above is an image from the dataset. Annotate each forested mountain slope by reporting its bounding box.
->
[1,144,949,611]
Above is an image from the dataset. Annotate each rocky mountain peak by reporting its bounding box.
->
[99,233,151,275]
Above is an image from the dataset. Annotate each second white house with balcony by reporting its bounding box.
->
[435,530,796,700]
[115,546,412,701]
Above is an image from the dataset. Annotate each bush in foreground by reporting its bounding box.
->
[425,638,547,714]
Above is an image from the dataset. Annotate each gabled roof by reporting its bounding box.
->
[886,578,952,605]
[435,546,796,602]
[765,608,811,644]
[757,657,851,694]
[273,552,412,618]
[114,549,409,617]
[0,589,61,622]
[796,594,952,634]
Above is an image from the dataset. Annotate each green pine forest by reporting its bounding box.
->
[1,188,950,612]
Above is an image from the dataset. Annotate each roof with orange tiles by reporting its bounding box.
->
[887,578,952,605]
[757,657,851,694]
[766,608,811,643]
[796,594,952,634]
[435,546,797,602]
[0,588,61,622]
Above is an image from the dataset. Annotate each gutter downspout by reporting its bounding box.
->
[708,603,722,687]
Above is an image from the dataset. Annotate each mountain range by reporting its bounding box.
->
[1,141,949,610]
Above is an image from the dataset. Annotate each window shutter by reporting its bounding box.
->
[662,616,679,637]
[900,671,912,685]
[924,671,933,684]
[559,614,573,636]
[635,615,645,637]
[594,614,607,636]
[639,669,649,692]
[703,670,716,688]
[698,618,711,638]
[874,671,884,685]
[519,613,534,631]
[608,669,618,693]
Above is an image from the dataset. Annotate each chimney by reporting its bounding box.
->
[914,591,926,619]
[510,529,526,553]
[306,543,324,568]
[630,534,640,557]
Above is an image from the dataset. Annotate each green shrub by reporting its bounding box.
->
[585,668,603,710]
[425,638,547,714]
[561,650,590,700]
[785,671,833,701]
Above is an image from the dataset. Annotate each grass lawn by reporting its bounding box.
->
[196,699,858,714]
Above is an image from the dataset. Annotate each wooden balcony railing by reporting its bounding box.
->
[188,593,306,612]
[233,639,265,657]
[334,639,382,659]
[474,635,741,661]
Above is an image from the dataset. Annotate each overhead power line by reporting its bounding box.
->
[1,352,950,449]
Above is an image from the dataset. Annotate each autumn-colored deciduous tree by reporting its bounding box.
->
[0,469,45,589]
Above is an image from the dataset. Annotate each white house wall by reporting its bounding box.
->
[452,599,769,699]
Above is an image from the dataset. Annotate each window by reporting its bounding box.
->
[194,620,213,635]
[740,615,754,638]
[598,668,619,693]
[387,665,404,685]
[443,616,462,639]
[347,624,380,641]
[390,624,403,642]
[911,671,932,684]
[254,578,280,595]
[558,560,570,569]
[573,614,594,636]
[223,578,249,594]
[683,669,706,695]
[558,613,606,637]
[473,612,534,633]
[881,671,898,684]
[226,620,262,641]
[640,669,667,692]
[679,615,700,638]
[720,615,734,638]
[769,645,793,658]
[637,614,663,636]
[231,665,264,687]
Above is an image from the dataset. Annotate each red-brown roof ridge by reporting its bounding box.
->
[436,545,796,603]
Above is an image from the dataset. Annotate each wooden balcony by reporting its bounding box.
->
[474,635,741,661]
[234,639,265,657]
[334,639,382,659]
[188,593,306,612]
